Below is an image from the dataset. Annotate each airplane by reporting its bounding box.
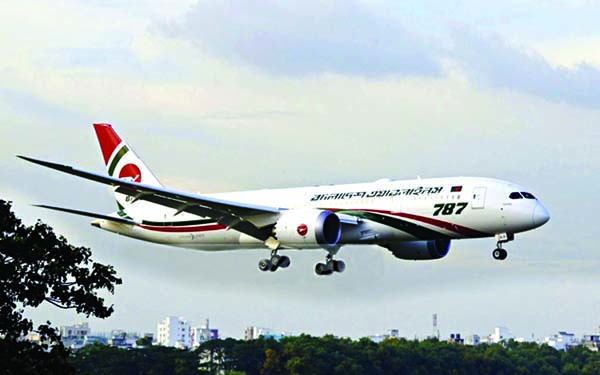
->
[19,123,550,275]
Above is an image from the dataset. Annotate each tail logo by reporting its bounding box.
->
[119,164,142,183]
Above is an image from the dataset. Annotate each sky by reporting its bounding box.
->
[0,0,599,340]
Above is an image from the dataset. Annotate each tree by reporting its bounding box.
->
[0,200,122,373]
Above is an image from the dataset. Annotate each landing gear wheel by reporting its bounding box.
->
[492,248,508,260]
[271,255,282,268]
[332,260,345,273]
[279,256,291,268]
[315,263,332,276]
[258,258,272,271]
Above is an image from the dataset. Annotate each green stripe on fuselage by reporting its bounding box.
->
[108,145,129,176]
[141,219,216,227]
[337,210,451,241]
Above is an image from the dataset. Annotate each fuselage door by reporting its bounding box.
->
[471,187,487,209]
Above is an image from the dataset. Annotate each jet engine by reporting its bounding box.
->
[274,209,341,249]
[383,239,451,260]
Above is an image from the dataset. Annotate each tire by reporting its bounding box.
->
[279,256,291,268]
[333,260,346,273]
[315,263,328,275]
[271,255,281,267]
[258,259,272,272]
[493,249,508,261]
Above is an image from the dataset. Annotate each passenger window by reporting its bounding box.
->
[521,192,536,199]
[509,192,523,199]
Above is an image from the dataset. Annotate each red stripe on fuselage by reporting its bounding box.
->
[93,123,122,165]
[391,212,489,238]
[326,208,490,238]
[138,224,226,233]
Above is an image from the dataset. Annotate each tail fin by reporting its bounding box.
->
[93,123,162,212]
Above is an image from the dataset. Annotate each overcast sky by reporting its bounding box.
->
[1,0,599,340]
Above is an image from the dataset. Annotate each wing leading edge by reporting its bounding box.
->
[18,156,281,242]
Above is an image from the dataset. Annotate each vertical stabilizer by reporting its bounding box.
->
[93,123,162,214]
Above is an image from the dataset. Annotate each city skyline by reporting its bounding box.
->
[1,1,599,339]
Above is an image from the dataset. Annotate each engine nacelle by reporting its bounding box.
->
[383,239,451,260]
[275,209,341,249]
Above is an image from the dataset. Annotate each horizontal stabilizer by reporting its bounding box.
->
[34,204,137,225]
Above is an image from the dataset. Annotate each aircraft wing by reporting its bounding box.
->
[33,204,138,225]
[18,156,280,241]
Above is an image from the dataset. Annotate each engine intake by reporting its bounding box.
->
[383,239,451,260]
[275,209,341,249]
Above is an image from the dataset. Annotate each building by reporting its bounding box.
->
[191,319,219,348]
[447,333,464,344]
[581,334,599,352]
[544,331,578,351]
[489,327,514,344]
[465,334,481,346]
[60,322,90,349]
[157,316,192,349]
[369,329,402,343]
[245,326,285,341]
[60,322,90,340]
[109,330,139,349]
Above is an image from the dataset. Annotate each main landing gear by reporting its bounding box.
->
[492,233,514,261]
[258,250,291,272]
[315,254,345,276]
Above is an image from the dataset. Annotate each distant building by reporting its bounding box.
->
[245,326,286,341]
[581,334,599,352]
[60,322,90,340]
[465,334,481,346]
[60,322,90,349]
[489,327,514,344]
[157,316,192,349]
[447,333,464,344]
[25,332,42,344]
[192,319,219,348]
[369,329,403,343]
[544,331,578,351]
[109,330,139,349]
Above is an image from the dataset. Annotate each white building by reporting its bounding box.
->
[191,319,219,348]
[489,327,514,344]
[544,331,578,351]
[157,316,192,349]
[60,322,90,339]
[369,329,402,343]
[245,326,284,341]
[465,334,481,346]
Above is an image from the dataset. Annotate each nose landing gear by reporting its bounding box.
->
[258,250,291,272]
[492,233,514,261]
[492,247,508,260]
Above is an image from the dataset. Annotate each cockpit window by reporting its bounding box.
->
[521,192,536,199]
[509,192,523,199]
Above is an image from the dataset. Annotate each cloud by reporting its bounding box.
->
[450,28,600,108]
[168,0,442,77]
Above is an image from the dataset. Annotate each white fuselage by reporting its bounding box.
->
[95,176,550,251]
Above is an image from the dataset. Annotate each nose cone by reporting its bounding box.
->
[532,202,550,228]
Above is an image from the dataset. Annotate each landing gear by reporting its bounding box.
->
[258,250,291,272]
[315,254,345,276]
[492,233,514,261]
[492,248,508,260]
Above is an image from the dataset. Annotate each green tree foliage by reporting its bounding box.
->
[68,336,600,375]
[0,200,122,374]
[71,344,198,375]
